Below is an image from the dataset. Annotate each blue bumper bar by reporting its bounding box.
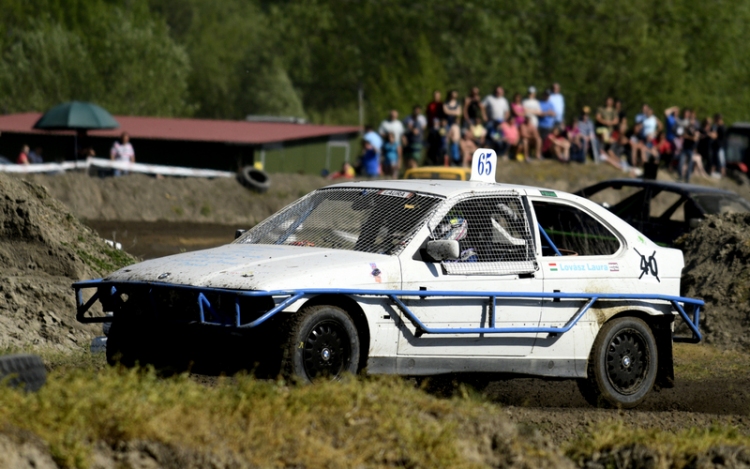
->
[73,279,704,343]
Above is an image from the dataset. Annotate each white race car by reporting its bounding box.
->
[75,150,703,408]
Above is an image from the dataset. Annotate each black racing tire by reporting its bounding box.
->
[0,354,46,392]
[238,167,270,193]
[282,305,360,383]
[578,317,658,409]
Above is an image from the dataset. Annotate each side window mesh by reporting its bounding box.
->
[238,188,442,255]
[533,201,620,256]
[429,192,537,275]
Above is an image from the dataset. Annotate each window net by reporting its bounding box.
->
[236,187,442,256]
[428,192,538,275]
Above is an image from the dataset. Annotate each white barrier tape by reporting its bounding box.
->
[0,157,234,178]
[87,158,234,178]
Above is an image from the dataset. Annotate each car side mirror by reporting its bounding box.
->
[425,240,460,261]
[688,218,702,229]
[235,229,246,239]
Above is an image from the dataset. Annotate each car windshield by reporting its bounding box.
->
[236,187,442,255]
[692,193,750,215]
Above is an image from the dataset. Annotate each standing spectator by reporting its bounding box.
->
[378,110,404,169]
[578,107,597,161]
[110,132,135,176]
[511,93,525,127]
[712,113,727,178]
[28,146,43,164]
[426,118,445,166]
[463,87,486,127]
[358,140,380,177]
[426,90,444,125]
[697,117,717,177]
[640,106,662,140]
[679,110,700,182]
[482,86,510,131]
[460,129,478,168]
[537,91,556,144]
[522,86,542,129]
[382,133,399,178]
[447,121,461,166]
[500,119,520,160]
[443,90,462,126]
[16,145,30,165]
[364,124,383,158]
[403,105,427,170]
[595,97,618,144]
[664,106,680,148]
[549,83,565,125]
[519,117,542,161]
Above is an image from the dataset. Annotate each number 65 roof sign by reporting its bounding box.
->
[470,148,497,182]
[73,153,704,409]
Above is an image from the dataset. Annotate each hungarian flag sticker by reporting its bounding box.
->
[549,263,558,272]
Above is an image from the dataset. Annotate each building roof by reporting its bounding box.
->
[0,113,359,145]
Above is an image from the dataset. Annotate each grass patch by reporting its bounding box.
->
[673,343,750,381]
[0,366,520,469]
[565,421,750,467]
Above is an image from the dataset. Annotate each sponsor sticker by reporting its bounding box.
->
[377,190,414,199]
[609,262,619,272]
[540,190,557,197]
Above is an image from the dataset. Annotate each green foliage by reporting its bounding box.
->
[0,0,191,116]
[2,0,750,123]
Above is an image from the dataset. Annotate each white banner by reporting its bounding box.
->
[0,157,234,179]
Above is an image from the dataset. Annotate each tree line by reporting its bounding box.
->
[1,0,748,125]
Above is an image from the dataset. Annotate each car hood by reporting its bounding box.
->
[104,244,400,290]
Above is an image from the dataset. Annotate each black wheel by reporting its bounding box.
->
[578,317,658,409]
[283,305,360,382]
[0,354,46,392]
[237,167,270,193]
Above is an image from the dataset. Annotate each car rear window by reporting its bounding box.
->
[692,193,750,215]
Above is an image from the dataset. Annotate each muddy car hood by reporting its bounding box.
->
[104,244,400,290]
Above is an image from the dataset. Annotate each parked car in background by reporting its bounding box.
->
[575,179,750,246]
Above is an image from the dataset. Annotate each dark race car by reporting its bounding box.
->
[575,179,750,246]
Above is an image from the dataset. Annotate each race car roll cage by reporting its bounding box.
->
[74,223,703,344]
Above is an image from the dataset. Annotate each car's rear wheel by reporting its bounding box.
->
[282,305,360,382]
[578,316,657,409]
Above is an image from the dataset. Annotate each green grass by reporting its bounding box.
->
[673,343,750,381]
[0,364,511,469]
[565,421,750,468]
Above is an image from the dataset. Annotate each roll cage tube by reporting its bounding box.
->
[538,222,562,256]
[73,280,703,343]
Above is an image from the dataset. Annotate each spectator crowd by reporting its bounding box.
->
[353,84,730,183]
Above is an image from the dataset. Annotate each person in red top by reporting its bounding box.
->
[16,145,30,165]
[542,126,570,162]
[425,90,444,124]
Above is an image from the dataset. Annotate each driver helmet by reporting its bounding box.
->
[436,216,468,241]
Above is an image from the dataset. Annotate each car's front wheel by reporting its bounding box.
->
[578,316,658,408]
[282,305,360,382]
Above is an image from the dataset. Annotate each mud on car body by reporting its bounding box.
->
[75,150,703,408]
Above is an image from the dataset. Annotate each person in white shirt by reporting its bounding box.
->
[482,86,510,126]
[549,82,565,125]
[378,110,405,147]
[110,132,135,176]
[522,87,542,128]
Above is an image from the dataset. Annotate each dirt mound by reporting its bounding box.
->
[21,171,331,226]
[0,174,135,350]
[678,213,750,350]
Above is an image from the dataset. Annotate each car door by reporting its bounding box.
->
[530,197,637,368]
[397,191,543,360]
